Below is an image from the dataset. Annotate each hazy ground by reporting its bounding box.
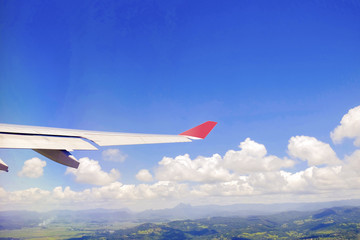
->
[2,200,360,239]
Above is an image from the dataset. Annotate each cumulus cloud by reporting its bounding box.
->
[331,105,360,146]
[18,158,46,178]
[288,136,341,166]
[5,105,360,211]
[191,179,253,197]
[223,138,295,174]
[344,150,360,171]
[3,156,360,211]
[4,160,360,211]
[136,169,153,182]
[154,138,294,183]
[92,181,188,200]
[156,154,234,182]
[102,149,127,162]
[65,157,120,186]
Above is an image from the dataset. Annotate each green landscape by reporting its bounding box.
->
[1,206,360,239]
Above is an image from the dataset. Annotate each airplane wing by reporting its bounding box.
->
[0,121,217,171]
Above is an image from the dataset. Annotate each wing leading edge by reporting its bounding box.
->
[0,121,217,171]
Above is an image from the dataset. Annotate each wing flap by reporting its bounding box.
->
[0,159,8,172]
[34,149,80,168]
[0,133,97,151]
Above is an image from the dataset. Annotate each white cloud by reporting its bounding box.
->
[331,105,360,146]
[5,105,360,211]
[0,187,7,198]
[155,138,294,183]
[0,181,191,211]
[223,138,295,174]
[65,157,120,186]
[18,158,46,178]
[309,166,344,190]
[91,181,188,201]
[136,169,153,182]
[288,136,341,166]
[155,153,234,182]
[102,149,127,162]
[344,149,360,171]
[6,188,51,204]
[3,157,360,211]
[339,150,360,188]
[191,179,253,197]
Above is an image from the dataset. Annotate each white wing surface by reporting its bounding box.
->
[0,121,217,171]
[0,133,97,150]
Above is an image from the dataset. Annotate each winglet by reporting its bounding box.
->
[179,121,217,139]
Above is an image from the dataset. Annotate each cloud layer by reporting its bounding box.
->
[2,105,360,211]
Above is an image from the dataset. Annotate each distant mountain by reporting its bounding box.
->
[49,208,134,223]
[137,198,360,221]
[1,199,360,230]
[75,206,360,239]
[0,208,134,230]
[0,210,42,230]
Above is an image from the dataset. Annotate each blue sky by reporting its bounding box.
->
[1,0,360,211]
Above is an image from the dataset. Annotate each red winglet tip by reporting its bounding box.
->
[179,121,217,139]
